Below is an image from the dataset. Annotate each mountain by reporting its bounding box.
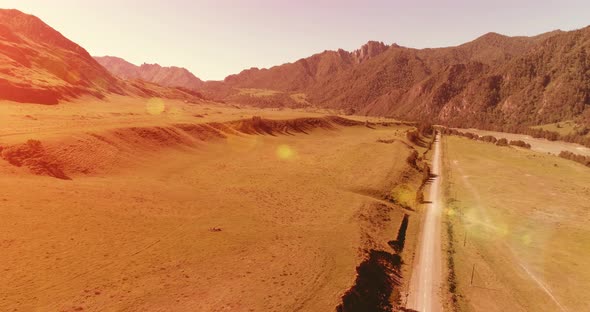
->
[0,9,202,104]
[221,41,389,92]
[3,8,587,128]
[94,56,204,90]
[0,9,125,104]
[209,28,590,128]
[383,27,590,128]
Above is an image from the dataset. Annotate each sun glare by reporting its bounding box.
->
[276,144,295,160]
[146,98,165,115]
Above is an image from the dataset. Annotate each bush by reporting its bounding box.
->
[559,151,590,167]
[509,140,531,149]
[418,122,434,136]
[406,130,423,146]
[496,138,509,146]
[406,150,419,168]
[480,135,497,143]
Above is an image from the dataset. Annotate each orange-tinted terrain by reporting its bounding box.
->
[0,97,426,311]
[1,7,590,312]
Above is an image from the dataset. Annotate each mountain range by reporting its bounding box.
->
[1,8,588,129]
[206,29,589,128]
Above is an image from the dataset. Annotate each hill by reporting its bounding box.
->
[0,9,124,104]
[0,9,202,104]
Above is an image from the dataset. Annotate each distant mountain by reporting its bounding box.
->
[94,56,204,91]
[207,28,590,128]
[0,9,202,104]
[221,41,389,92]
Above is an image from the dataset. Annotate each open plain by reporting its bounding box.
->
[441,135,590,312]
[0,96,426,311]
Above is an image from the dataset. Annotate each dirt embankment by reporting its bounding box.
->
[336,130,436,312]
[0,116,361,179]
[0,139,70,179]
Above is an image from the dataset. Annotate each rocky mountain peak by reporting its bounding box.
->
[351,41,389,63]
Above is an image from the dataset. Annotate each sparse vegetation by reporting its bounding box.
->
[509,140,531,149]
[442,135,590,311]
[441,127,534,150]
[406,130,421,146]
[406,150,419,169]
[389,184,416,209]
[559,151,590,167]
[496,138,509,146]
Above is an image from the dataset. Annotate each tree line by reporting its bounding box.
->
[440,128,531,149]
[464,123,590,148]
[558,151,590,168]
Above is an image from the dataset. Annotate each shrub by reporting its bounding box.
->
[559,151,590,167]
[509,140,531,149]
[481,135,497,143]
[406,130,424,146]
[406,150,419,168]
[496,138,509,146]
[418,122,434,136]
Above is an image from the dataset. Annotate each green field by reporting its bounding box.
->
[442,135,590,312]
[237,88,282,97]
[531,120,589,137]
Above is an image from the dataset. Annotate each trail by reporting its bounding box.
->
[407,134,443,312]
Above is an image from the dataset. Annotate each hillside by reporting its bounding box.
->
[387,27,590,128]
[0,9,202,104]
[0,9,125,104]
[208,28,590,128]
[95,56,205,90]
[2,8,588,128]
[219,41,389,92]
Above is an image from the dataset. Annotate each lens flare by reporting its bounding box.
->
[497,223,510,237]
[522,233,532,245]
[446,207,456,216]
[146,98,165,115]
[276,144,294,160]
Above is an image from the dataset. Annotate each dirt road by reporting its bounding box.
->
[407,134,443,312]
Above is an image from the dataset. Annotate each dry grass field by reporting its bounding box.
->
[0,96,425,311]
[441,135,590,312]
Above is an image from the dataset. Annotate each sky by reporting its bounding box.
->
[1,0,589,80]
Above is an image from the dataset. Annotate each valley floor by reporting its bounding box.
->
[0,97,421,311]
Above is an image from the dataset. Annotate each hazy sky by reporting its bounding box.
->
[1,0,589,80]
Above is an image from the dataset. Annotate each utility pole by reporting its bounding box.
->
[463,232,467,247]
[470,264,476,286]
